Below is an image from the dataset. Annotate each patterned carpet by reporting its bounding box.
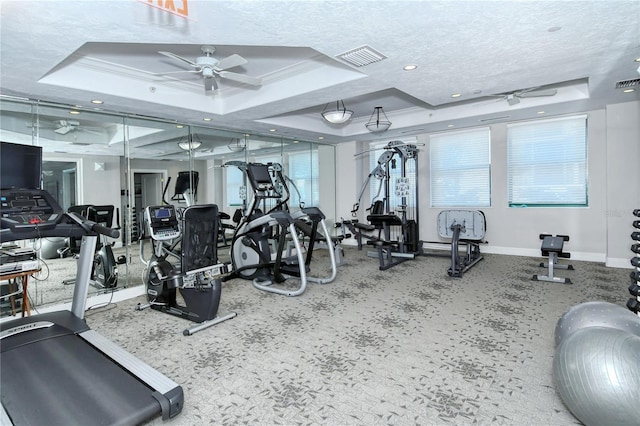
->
[83,246,631,426]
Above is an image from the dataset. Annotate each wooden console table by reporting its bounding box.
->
[1,268,40,317]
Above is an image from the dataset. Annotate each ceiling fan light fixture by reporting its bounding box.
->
[321,100,353,124]
[365,106,391,132]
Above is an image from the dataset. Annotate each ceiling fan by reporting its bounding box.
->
[493,87,558,106]
[157,45,263,92]
[27,119,105,136]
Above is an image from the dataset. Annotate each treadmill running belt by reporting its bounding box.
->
[1,334,160,426]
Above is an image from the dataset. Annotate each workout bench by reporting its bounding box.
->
[532,234,573,284]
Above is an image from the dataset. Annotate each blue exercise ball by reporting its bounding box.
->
[553,327,640,426]
[554,301,640,347]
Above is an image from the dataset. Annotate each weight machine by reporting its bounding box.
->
[346,140,421,270]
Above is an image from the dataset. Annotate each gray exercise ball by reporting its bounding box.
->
[554,300,640,347]
[38,237,67,259]
[553,327,640,426]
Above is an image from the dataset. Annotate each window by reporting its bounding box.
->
[368,138,417,210]
[287,150,319,207]
[430,128,491,207]
[225,166,245,208]
[507,115,587,207]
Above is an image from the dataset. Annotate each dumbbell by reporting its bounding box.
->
[627,297,639,313]
[634,209,640,217]
[633,232,640,241]
[633,244,640,254]
[632,257,640,268]
[629,282,640,297]
[631,270,640,282]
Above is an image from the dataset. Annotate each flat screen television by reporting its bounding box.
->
[1,141,43,190]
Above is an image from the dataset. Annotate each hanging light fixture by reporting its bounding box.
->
[321,100,353,124]
[227,137,246,152]
[177,135,202,151]
[365,106,391,132]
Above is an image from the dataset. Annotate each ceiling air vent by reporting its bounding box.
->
[615,78,640,89]
[337,45,387,67]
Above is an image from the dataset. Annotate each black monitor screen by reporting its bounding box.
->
[1,142,43,190]
[247,163,272,186]
[173,171,199,197]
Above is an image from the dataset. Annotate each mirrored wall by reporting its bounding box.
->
[0,97,336,312]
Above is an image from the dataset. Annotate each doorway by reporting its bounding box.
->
[131,170,167,241]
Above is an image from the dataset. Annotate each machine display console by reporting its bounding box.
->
[144,205,180,241]
[0,189,63,232]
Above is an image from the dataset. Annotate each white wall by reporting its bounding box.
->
[605,101,640,267]
[335,101,639,267]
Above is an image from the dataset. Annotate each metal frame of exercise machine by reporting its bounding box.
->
[532,234,573,284]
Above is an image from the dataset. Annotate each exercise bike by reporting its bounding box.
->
[137,204,236,335]
[60,204,124,289]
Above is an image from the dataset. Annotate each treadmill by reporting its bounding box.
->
[0,188,183,425]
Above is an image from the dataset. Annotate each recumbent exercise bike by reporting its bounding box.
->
[137,204,236,335]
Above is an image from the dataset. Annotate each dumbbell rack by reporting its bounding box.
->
[628,208,640,315]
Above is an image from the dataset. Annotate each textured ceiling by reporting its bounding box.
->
[1,0,639,145]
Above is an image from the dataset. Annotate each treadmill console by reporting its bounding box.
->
[1,189,63,232]
[144,205,180,241]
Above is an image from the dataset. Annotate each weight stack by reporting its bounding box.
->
[628,209,640,315]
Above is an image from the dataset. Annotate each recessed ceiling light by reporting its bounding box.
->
[623,88,635,93]
[634,58,640,62]
[90,99,103,104]
[69,110,80,115]
[202,117,212,121]
[537,111,546,114]
[293,140,299,144]
[447,124,454,127]
[269,128,276,132]
[176,125,184,129]
[451,93,462,98]
[403,64,418,71]
[318,136,324,140]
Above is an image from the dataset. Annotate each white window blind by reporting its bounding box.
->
[430,128,491,207]
[287,150,319,207]
[507,115,587,207]
[225,166,244,207]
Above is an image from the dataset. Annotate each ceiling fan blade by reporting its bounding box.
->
[151,70,201,76]
[214,54,248,71]
[518,89,558,98]
[218,71,262,86]
[158,51,199,68]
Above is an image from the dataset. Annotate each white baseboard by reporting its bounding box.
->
[606,257,634,269]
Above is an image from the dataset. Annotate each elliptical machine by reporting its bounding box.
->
[228,162,337,296]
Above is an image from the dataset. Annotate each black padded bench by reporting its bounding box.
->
[532,234,573,284]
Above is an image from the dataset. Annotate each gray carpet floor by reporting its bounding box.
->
[80,246,630,426]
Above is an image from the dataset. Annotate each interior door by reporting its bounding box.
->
[141,173,163,207]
